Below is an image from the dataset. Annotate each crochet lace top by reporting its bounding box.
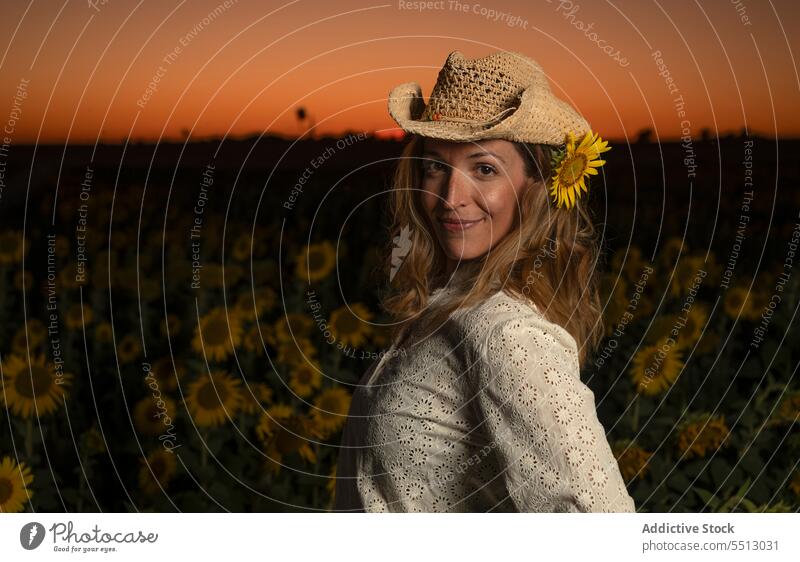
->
[332,284,636,513]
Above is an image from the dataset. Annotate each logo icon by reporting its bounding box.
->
[390,225,412,282]
[20,522,45,550]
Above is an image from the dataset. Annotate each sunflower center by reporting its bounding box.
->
[308,249,326,270]
[275,423,301,453]
[0,477,12,504]
[0,236,16,253]
[558,154,588,187]
[295,368,311,384]
[150,456,166,478]
[320,396,344,415]
[204,318,228,346]
[335,313,359,335]
[15,365,53,398]
[197,380,226,410]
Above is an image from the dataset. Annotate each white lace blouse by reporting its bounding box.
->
[332,285,636,513]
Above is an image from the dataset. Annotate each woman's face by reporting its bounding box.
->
[419,138,531,270]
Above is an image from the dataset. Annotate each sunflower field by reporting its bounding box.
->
[1,135,799,513]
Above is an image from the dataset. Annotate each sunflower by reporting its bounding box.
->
[1,354,73,418]
[240,324,265,354]
[138,448,178,495]
[676,302,709,349]
[11,319,47,353]
[676,414,730,460]
[231,233,252,262]
[185,371,243,427]
[272,313,314,344]
[549,130,610,210]
[789,471,800,499]
[0,230,27,265]
[276,337,318,368]
[65,303,93,330]
[289,361,323,398]
[603,287,630,334]
[256,404,320,473]
[644,315,678,347]
[83,425,107,456]
[235,287,278,321]
[160,314,182,338]
[722,285,750,319]
[295,240,336,282]
[240,382,274,416]
[13,270,33,292]
[328,303,373,348]
[133,396,178,436]
[192,307,243,362]
[768,391,800,427]
[95,322,113,344]
[117,334,142,364]
[658,237,686,269]
[0,457,34,512]
[327,463,338,499]
[629,339,684,396]
[149,357,186,392]
[311,387,352,438]
[57,262,80,289]
[669,256,707,298]
[611,441,653,483]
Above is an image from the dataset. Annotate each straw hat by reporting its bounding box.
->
[388,50,590,146]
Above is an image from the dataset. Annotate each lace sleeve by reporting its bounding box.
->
[470,312,636,512]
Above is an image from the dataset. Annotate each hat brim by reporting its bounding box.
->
[387,81,590,146]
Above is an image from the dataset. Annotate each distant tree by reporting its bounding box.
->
[636,128,653,144]
[296,106,316,139]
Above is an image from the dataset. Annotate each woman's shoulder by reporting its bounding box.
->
[454,289,579,361]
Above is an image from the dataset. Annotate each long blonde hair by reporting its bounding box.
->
[380,134,604,368]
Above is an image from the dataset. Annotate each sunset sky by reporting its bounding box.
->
[2,0,798,143]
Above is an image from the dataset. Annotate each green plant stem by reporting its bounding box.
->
[632,395,640,432]
[25,416,33,459]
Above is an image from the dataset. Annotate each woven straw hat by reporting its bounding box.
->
[388,50,590,146]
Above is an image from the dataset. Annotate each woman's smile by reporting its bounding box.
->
[437,216,486,233]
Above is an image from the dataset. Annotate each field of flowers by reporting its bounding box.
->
[1,137,799,512]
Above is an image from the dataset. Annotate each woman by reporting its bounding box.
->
[333,50,635,512]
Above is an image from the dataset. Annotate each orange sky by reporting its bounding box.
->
[1,0,798,143]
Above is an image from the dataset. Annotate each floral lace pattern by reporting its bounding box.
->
[333,289,635,513]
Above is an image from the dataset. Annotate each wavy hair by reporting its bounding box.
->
[379,134,605,368]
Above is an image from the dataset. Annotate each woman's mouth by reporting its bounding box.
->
[438,217,485,232]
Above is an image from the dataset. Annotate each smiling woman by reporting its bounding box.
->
[332,50,633,513]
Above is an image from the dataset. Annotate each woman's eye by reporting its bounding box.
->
[423,159,445,174]
[476,164,497,176]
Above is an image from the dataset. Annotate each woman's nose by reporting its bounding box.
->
[442,168,473,208]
